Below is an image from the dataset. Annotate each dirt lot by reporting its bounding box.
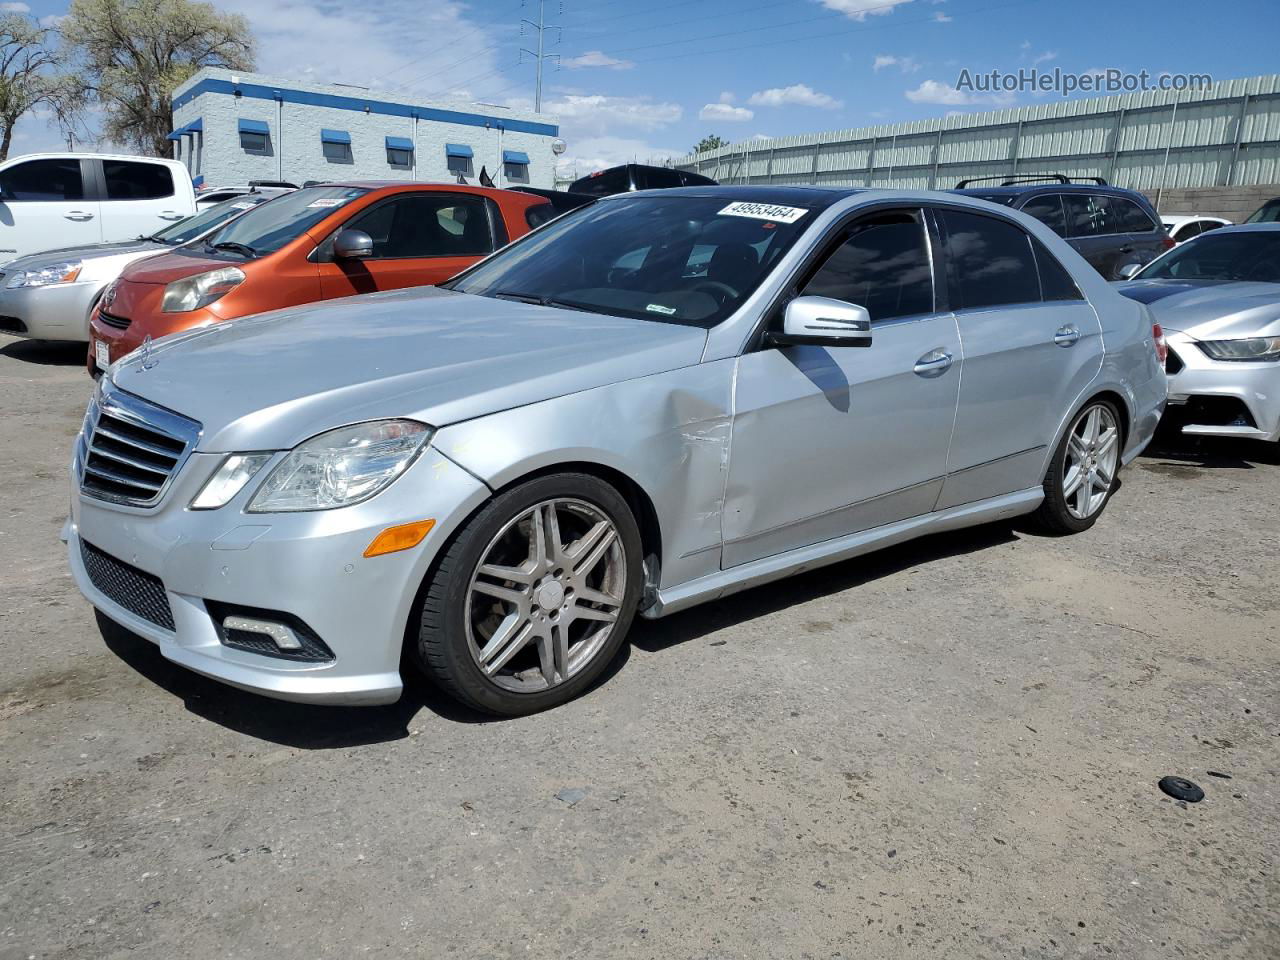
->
[1,334,1277,960]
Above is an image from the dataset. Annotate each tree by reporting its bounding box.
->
[693,134,727,154]
[60,0,254,156]
[0,14,70,161]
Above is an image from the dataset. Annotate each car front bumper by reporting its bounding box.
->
[0,280,105,342]
[67,440,491,705]
[1164,331,1280,442]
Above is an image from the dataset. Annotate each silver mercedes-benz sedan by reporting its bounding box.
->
[0,194,275,343]
[66,187,1166,715]
[1116,223,1280,442]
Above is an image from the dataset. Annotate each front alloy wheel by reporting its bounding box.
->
[1033,398,1123,535]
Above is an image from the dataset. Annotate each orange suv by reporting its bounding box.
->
[88,182,554,372]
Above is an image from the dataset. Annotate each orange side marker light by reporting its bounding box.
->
[364,519,436,558]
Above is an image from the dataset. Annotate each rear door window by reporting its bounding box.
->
[343,194,494,259]
[1020,194,1067,236]
[0,158,84,201]
[1029,236,1084,301]
[1063,195,1107,237]
[1112,197,1157,233]
[940,208,1041,309]
[1172,221,1202,242]
[103,160,175,200]
[801,209,934,322]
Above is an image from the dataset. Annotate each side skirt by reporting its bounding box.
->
[644,487,1043,619]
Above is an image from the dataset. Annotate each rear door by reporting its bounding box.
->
[934,206,1103,508]
[1109,195,1166,269]
[1062,193,1123,278]
[97,159,187,241]
[317,191,500,298]
[0,157,100,259]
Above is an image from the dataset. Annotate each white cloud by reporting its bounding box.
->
[873,54,920,73]
[718,91,736,104]
[699,102,754,122]
[526,93,682,134]
[932,10,952,21]
[747,83,843,109]
[820,0,913,20]
[1,2,31,12]
[554,135,682,178]
[1032,50,1057,66]
[905,79,1013,106]
[564,50,634,70]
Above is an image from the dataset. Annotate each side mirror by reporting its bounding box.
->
[767,296,873,348]
[1116,262,1143,281]
[333,228,373,259]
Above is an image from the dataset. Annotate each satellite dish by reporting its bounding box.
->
[551,139,567,156]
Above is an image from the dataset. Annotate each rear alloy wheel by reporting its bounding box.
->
[1033,399,1122,535]
[415,474,642,716]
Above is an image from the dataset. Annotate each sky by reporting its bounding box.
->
[8,0,1280,176]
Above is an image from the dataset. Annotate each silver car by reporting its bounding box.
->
[0,195,275,343]
[66,188,1166,715]
[1117,223,1280,442]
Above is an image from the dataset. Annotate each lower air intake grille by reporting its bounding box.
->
[205,600,336,663]
[80,539,175,631]
[97,309,131,330]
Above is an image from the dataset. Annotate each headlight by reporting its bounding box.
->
[190,453,274,509]
[246,420,431,513]
[161,266,245,313]
[1197,337,1280,362]
[7,261,82,288]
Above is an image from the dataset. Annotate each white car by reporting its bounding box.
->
[1161,214,1231,245]
[0,153,196,262]
[195,182,297,210]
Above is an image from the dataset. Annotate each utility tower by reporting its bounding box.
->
[520,0,561,112]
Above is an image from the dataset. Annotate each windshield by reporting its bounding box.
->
[446,195,814,327]
[1246,199,1280,224]
[196,185,369,257]
[151,195,268,245]
[1135,231,1280,283]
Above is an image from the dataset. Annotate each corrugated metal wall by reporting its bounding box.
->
[676,74,1280,194]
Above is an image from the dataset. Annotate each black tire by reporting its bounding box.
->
[1032,398,1122,535]
[414,472,643,716]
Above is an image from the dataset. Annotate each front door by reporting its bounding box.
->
[317,192,498,299]
[97,158,187,242]
[723,208,962,567]
[0,157,101,259]
[933,207,1104,509]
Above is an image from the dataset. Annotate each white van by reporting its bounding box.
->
[0,153,197,262]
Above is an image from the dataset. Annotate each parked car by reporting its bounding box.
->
[87,181,552,372]
[1162,214,1231,244]
[1245,197,1280,223]
[67,186,1165,715]
[0,153,196,262]
[951,175,1173,279]
[1116,223,1280,442]
[0,194,280,344]
[568,163,716,196]
[195,182,297,210]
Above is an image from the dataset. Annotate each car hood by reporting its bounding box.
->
[1113,279,1280,338]
[117,248,235,284]
[2,238,165,270]
[109,286,709,452]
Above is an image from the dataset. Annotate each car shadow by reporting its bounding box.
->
[0,338,86,366]
[95,521,1020,746]
[1139,426,1280,470]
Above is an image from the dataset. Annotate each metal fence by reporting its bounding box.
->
[675,74,1280,198]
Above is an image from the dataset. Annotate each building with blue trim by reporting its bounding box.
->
[170,68,561,190]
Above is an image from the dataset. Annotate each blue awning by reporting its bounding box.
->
[166,129,184,141]
[445,143,473,159]
[186,117,203,133]
[503,150,530,165]
[321,128,351,145]
[238,118,269,135]
[385,136,414,151]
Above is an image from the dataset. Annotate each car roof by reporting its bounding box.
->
[1200,222,1280,235]
[601,184,860,212]
[952,183,1148,199]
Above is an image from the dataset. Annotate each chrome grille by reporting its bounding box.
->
[77,386,201,507]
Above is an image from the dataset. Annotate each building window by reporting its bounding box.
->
[386,136,413,169]
[502,149,530,184]
[446,143,474,178]
[322,128,353,164]
[238,118,271,155]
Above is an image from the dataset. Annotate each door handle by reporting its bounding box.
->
[1054,325,1081,347]
[64,211,94,221]
[158,210,185,220]
[913,348,953,378]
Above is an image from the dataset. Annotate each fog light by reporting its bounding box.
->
[364,518,435,557]
[223,615,302,650]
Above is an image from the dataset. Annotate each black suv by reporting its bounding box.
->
[951,175,1173,279]
[569,163,716,197]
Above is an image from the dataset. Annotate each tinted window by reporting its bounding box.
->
[525,202,556,229]
[344,194,493,258]
[1245,199,1280,224]
[1172,221,1201,242]
[802,210,934,322]
[641,167,682,189]
[941,208,1041,309]
[0,158,84,201]
[447,195,813,327]
[678,170,717,187]
[1021,194,1067,236]
[387,147,412,169]
[199,185,368,257]
[1062,194,1117,237]
[1136,231,1280,283]
[323,141,353,164]
[1198,220,1226,235]
[1112,197,1157,233]
[103,160,174,200]
[570,167,632,196]
[1030,236,1084,301]
[241,131,269,154]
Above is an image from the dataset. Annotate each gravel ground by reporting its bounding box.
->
[1,334,1277,960]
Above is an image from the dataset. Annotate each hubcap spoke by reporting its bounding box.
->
[573,525,617,578]
[1063,464,1085,497]
[472,580,527,606]
[1063,404,1119,520]
[477,561,536,586]
[480,615,537,673]
[570,603,618,624]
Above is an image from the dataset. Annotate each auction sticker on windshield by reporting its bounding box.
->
[307,198,347,208]
[718,201,808,223]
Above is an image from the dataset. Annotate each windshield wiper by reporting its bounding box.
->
[209,240,258,257]
[540,297,594,313]
[491,290,544,304]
